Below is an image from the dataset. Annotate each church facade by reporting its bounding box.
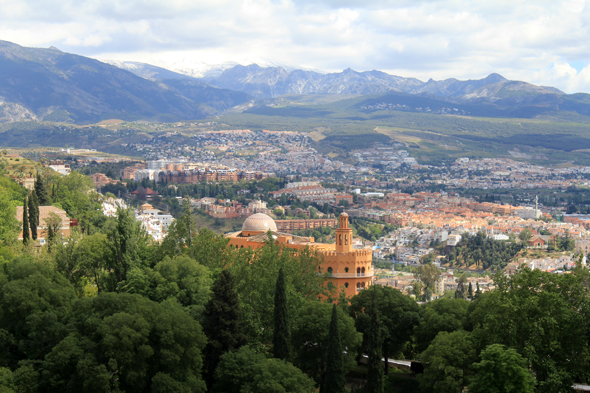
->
[225,212,373,297]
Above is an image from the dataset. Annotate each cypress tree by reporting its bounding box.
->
[323,304,345,393]
[35,173,50,205]
[468,282,474,300]
[28,192,39,240]
[475,282,482,299]
[273,267,291,361]
[366,292,383,393]
[22,198,30,244]
[202,270,247,389]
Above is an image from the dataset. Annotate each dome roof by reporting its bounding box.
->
[242,213,277,232]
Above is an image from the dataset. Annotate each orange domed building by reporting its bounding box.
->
[226,212,373,297]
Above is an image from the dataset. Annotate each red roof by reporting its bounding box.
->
[131,187,159,195]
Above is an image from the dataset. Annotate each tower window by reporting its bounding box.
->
[345,282,349,288]
[345,267,349,273]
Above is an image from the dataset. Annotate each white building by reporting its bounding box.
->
[102,197,127,217]
[133,169,158,182]
[447,234,462,247]
[49,164,71,176]
[515,207,542,219]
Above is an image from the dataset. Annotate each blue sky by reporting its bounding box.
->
[2,0,590,93]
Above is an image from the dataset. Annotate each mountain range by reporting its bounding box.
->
[0,40,251,124]
[1,39,590,125]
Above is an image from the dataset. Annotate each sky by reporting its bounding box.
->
[1,0,590,93]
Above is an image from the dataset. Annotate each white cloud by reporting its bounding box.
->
[0,0,590,92]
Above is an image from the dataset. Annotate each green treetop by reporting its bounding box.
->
[22,198,29,244]
[365,292,384,393]
[322,304,346,393]
[202,269,247,389]
[273,267,291,361]
[469,344,534,393]
[27,192,39,241]
[34,173,50,206]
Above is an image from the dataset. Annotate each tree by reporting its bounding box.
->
[27,191,39,241]
[229,242,326,347]
[0,367,15,393]
[323,304,346,393]
[45,212,64,251]
[414,298,470,354]
[291,301,361,389]
[365,292,383,393]
[518,228,532,243]
[468,282,474,300]
[213,346,315,393]
[40,293,207,393]
[202,270,247,389]
[273,267,291,361]
[0,258,77,367]
[455,274,467,299]
[349,285,419,374]
[469,268,590,393]
[22,198,29,244]
[468,344,534,393]
[415,263,441,294]
[0,192,19,246]
[35,173,50,205]
[177,199,196,247]
[106,207,151,291]
[419,330,477,393]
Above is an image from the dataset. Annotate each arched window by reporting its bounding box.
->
[344,282,349,288]
[356,282,361,291]
[361,267,365,276]
[339,234,342,245]
[345,234,348,245]
[345,267,349,273]
[361,282,366,289]
[357,267,361,277]
[327,267,333,276]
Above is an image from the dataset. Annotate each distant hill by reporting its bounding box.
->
[199,64,563,101]
[0,41,252,124]
[101,58,590,121]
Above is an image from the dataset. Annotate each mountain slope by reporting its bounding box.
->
[0,41,251,124]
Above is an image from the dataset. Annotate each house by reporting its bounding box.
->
[130,187,160,198]
[16,206,71,242]
[527,236,545,248]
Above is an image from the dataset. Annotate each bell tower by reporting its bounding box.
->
[335,212,353,252]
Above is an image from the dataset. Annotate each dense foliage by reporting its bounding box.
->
[1,173,590,392]
[443,232,523,269]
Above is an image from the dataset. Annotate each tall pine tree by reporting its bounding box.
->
[35,173,50,205]
[468,282,474,300]
[202,270,247,389]
[28,192,39,240]
[273,267,291,361]
[323,304,345,393]
[22,198,30,244]
[366,292,383,393]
